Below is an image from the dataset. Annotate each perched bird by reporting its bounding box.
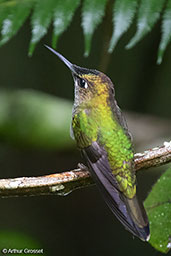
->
[45,45,150,241]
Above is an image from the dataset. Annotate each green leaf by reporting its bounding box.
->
[29,0,56,56]
[108,0,138,52]
[144,167,171,253]
[0,90,74,150]
[0,5,10,29]
[0,1,33,46]
[82,0,107,57]
[52,0,80,48]
[0,0,169,63]
[157,0,171,64]
[126,0,165,49]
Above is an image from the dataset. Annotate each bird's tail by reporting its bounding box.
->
[82,145,150,241]
[123,195,150,241]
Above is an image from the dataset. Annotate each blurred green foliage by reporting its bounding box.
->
[0,0,170,255]
[0,90,74,149]
[0,0,170,62]
[145,167,171,253]
[0,230,45,256]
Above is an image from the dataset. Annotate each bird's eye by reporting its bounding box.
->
[79,78,88,89]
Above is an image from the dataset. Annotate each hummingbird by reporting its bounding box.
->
[45,45,150,241]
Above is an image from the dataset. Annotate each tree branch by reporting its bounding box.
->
[0,141,171,198]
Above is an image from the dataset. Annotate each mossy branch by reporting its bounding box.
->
[0,141,171,198]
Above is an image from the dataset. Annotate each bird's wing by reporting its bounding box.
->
[109,94,132,141]
[82,141,149,240]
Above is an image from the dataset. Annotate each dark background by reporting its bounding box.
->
[0,5,170,256]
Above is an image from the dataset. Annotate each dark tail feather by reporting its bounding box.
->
[96,172,150,241]
[82,148,150,240]
[123,196,150,241]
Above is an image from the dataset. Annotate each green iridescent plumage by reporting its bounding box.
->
[46,45,150,241]
[72,73,135,198]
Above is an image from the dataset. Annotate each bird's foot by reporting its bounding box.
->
[77,163,89,172]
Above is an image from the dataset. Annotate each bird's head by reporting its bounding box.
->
[45,45,115,108]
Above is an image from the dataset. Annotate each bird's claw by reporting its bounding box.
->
[77,163,89,171]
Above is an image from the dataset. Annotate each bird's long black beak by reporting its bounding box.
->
[45,44,99,76]
[44,45,76,74]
